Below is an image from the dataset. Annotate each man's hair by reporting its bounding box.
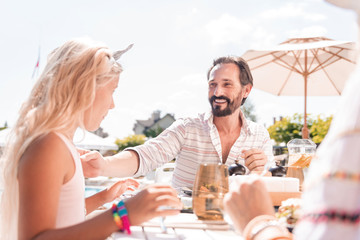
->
[207,56,253,87]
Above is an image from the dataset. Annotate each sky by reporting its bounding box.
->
[0,0,358,139]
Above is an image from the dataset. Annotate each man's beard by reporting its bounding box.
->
[209,94,243,117]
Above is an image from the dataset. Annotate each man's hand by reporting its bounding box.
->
[77,148,105,178]
[242,148,267,171]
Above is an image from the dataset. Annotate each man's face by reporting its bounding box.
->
[208,63,251,117]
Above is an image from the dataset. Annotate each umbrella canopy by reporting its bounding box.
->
[73,129,118,152]
[0,128,118,152]
[242,37,357,138]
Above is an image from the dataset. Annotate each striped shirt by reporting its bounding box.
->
[129,111,273,188]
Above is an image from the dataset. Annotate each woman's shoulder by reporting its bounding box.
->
[26,132,68,155]
[19,132,72,173]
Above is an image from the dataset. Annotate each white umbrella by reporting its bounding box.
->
[73,129,118,152]
[242,37,357,138]
[0,128,118,152]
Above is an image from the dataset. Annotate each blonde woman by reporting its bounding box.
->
[0,38,181,240]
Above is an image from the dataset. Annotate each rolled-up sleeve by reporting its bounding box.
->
[126,119,187,176]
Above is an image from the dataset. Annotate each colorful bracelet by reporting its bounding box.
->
[300,209,360,224]
[111,203,124,231]
[117,200,131,235]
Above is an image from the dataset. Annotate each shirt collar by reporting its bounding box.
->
[205,110,254,135]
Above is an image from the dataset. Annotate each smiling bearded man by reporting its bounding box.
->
[80,56,274,189]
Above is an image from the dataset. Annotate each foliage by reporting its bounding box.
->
[0,121,8,131]
[91,127,109,138]
[241,98,257,122]
[310,115,333,144]
[268,114,306,144]
[115,134,146,152]
[268,113,333,145]
[144,126,164,138]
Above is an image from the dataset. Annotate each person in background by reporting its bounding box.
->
[223,0,360,239]
[0,38,181,240]
[81,56,274,188]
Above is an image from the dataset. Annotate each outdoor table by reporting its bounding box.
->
[110,213,241,240]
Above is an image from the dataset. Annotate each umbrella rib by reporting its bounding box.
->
[248,51,288,70]
[308,48,326,73]
[245,51,286,62]
[249,51,303,75]
[277,63,296,95]
[311,52,342,95]
[331,44,356,52]
[307,48,319,73]
[288,50,305,74]
[322,47,356,64]
[309,48,356,74]
[310,57,341,74]
[271,49,304,74]
[274,49,304,95]
[271,58,303,75]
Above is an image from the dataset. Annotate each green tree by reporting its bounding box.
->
[310,115,333,144]
[268,113,332,145]
[0,121,8,131]
[241,98,257,122]
[268,114,313,144]
[115,134,146,152]
[144,126,164,138]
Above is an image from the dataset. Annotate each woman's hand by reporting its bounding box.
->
[223,177,275,233]
[104,178,140,202]
[124,184,182,225]
[85,178,139,214]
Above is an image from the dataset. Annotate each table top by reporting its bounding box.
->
[110,213,242,240]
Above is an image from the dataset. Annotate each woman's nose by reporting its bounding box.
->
[109,98,115,109]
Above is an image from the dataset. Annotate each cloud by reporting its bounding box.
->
[304,13,326,21]
[247,27,277,49]
[175,73,207,86]
[260,3,326,22]
[204,14,253,46]
[287,25,328,38]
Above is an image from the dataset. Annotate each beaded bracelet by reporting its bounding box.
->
[250,220,290,240]
[243,215,292,240]
[111,203,124,231]
[116,200,131,235]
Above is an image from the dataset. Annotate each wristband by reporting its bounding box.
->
[111,203,124,231]
[243,215,292,240]
[117,200,131,234]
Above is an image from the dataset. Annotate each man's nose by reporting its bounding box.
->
[214,86,224,96]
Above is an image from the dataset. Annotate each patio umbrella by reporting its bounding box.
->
[0,128,118,152]
[242,37,357,138]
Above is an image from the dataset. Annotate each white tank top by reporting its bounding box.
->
[55,133,85,228]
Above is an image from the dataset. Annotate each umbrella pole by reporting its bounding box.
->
[302,73,309,139]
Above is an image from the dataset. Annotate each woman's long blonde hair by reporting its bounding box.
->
[0,38,122,239]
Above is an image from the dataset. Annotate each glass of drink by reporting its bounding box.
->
[286,139,316,191]
[192,163,229,220]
